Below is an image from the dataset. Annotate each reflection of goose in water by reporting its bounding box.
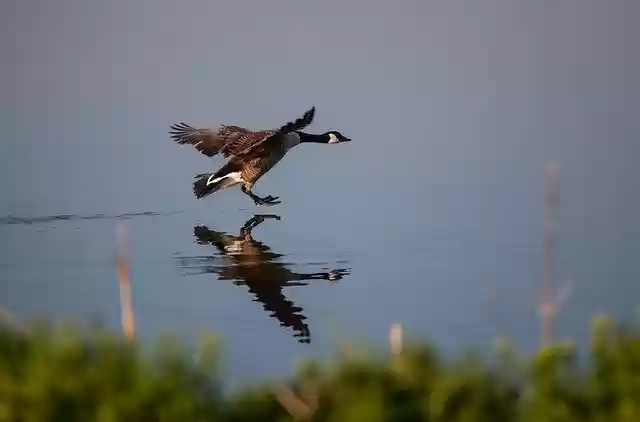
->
[181,214,350,344]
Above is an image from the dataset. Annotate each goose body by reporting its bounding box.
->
[169,107,350,206]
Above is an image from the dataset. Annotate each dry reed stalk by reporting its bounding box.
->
[0,306,25,332]
[539,161,560,347]
[275,382,318,421]
[389,323,403,356]
[116,222,135,341]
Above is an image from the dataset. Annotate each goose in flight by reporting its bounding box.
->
[169,107,351,206]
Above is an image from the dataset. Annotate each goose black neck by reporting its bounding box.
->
[297,132,328,144]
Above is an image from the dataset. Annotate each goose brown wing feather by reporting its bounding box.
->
[218,129,278,158]
[170,123,278,158]
[169,123,254,157]
[234,106,316,162]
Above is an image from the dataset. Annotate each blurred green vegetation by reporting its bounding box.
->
[1,314,640,421]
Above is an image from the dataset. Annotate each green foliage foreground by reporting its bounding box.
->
[1,315,640,421]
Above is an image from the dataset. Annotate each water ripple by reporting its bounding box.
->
[0,210,182,226]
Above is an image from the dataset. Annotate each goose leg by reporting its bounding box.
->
[241,186,281,206]
[240,214,281,233]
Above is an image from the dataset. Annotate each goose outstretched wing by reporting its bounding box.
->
[169,122,275,158]
[170,106,316,161]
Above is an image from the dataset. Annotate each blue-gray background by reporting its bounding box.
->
[2,0,639,384]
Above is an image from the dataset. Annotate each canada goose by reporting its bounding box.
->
[178,214,350,343]
[169,106,351,206]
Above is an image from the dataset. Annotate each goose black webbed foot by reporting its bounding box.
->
[242,214,281,231]
[257,195,281,206]
[242,186,282,206]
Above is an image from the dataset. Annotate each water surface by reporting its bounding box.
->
[3,0,640,385]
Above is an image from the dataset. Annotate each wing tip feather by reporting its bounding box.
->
[169,122,198,143]
[277,105,317,134]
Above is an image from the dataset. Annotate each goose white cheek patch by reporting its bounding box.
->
[328,133,339,143]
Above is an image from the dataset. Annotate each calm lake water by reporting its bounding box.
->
[2,147,639,386]
[3,0,639,387]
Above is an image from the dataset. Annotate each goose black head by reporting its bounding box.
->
[324,131,351,144]
[297,130,352,144]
